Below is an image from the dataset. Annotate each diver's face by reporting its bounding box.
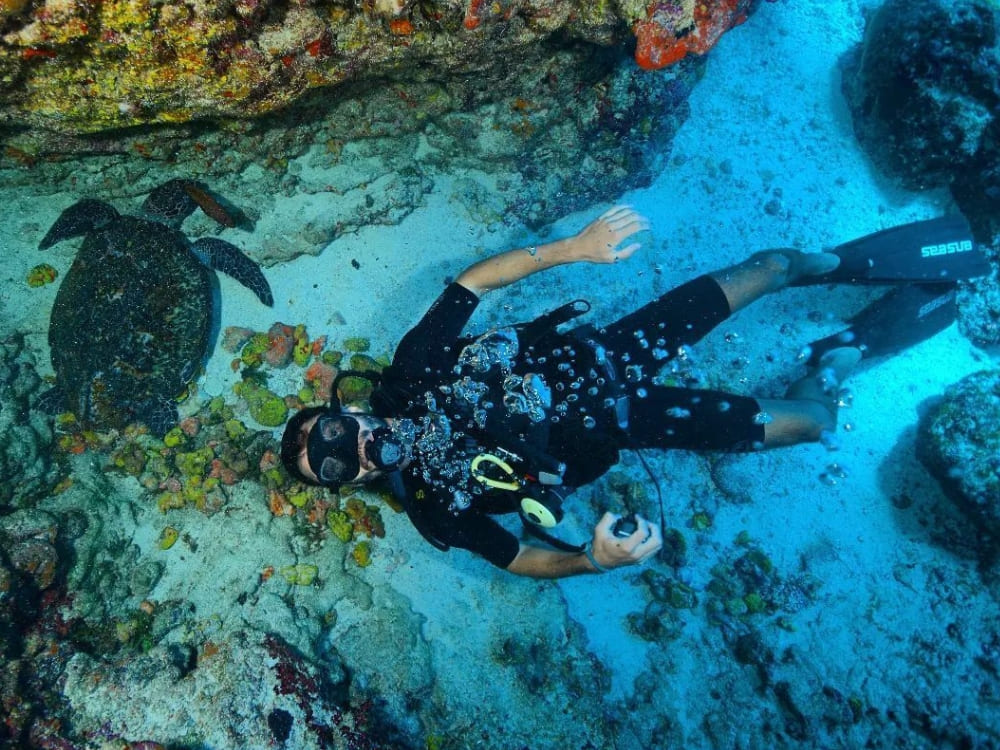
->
[297,411,389,486]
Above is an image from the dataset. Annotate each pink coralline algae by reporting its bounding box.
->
[264,634,379,749]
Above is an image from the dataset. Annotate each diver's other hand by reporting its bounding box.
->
[588,512,662,571]
[570,205,650,264]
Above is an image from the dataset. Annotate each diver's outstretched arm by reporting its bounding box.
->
[455,206,649,297]
[505,512,662,579]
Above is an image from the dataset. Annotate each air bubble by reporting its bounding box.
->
[717,401,731,412]
[633,329,646,339]
[819,430,840,451]
[826,463,848,479]
[752,411,773,425]
[666,407,691,419]
[583,416,596,429]
[636,388,647,398]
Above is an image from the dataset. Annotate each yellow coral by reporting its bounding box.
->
[352,541,372,567]
[159,525,179,550]
[26,263,58,287]
[279,563,319,585]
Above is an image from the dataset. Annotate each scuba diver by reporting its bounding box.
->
[280,206,989,579]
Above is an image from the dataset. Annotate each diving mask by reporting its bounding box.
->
[306,412,408,486]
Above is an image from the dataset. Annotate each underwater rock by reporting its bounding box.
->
[0,509,60,591]
[0,0,756,134]
[0,335,58,510]
[62,629,377,749]
[841,0,1000,242]
[0,1,762,248]
[957,276,1000,349]
[917,370,1000,547]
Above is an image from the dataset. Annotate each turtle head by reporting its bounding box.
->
[143,179,249,230]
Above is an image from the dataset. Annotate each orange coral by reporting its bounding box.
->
[634,0,750,71]
[259,448,280,473]
[264,322,295,368]
[304,361,336,402]
[389,18,414,35]
[463,0,485,30]
[269,489,294,516]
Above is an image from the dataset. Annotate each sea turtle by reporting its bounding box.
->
[38,178,274,436]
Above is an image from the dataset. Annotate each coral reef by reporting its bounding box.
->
[839,0,1000,346]
[61,629,376,749]
[0,0,757,134]
[840,0,1000,244]
[0,334,59,510]
[0,2,758,242]
[917,370,1000,551]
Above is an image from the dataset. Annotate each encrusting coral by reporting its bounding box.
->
[0,0,759,134]
[46,320,392,568]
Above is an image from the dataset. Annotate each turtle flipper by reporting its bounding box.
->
[39,199,119,249]
[192,237,274,306]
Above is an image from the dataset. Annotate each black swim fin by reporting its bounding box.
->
[803,284,958,368]
[793,215,992,286]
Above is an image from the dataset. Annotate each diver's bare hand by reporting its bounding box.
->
[587,512,662,571]
[568,206,649,264]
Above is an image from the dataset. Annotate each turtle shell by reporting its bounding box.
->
[48,215,213,431]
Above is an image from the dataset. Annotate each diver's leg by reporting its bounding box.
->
[758,347,861,447]
[709,250,839,314]
[600,251,838,372]
[626,347,861,452]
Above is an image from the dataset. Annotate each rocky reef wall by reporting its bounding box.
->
[840,0,1000,349]
[0,0,758,135]
[0,2,763,241]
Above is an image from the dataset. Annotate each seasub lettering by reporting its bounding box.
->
[920,239,974,258]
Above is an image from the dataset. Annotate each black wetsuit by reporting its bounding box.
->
[370,276,766,568]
